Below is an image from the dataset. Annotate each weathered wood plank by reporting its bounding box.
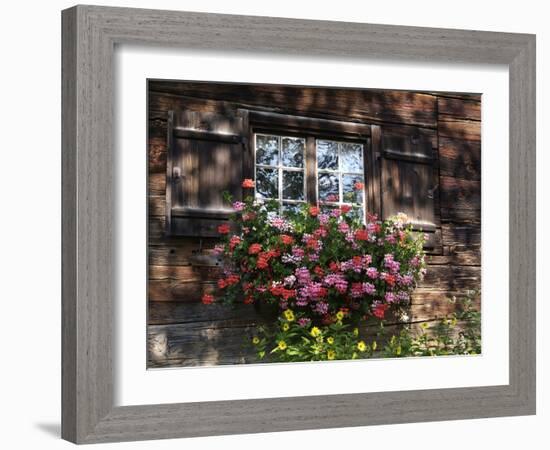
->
[438,137,481,181]
[149,82,439,128]
[149,279,217,302]
[148,172,166,196]
[427,251,480,266]
[437,97,481,121]
[148,195,165,217]
[149,264,222,281]
[148,321,260,367]
[419,265,481,292]
[149,94,236,118]
[440,176,481,211]
[441,223,481,249]
[438,118,481,141]
[148,136,167,173]
[148,302,260,325]
[440,207,481,224]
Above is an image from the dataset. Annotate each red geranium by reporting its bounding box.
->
[372,303,389,319]
[217,224,230,234]
[309,206,320,217]
[280,234,294,245]
[242,178,255,188]
[201,294,214,305]
[248,243,262,254]
[340,204,352,213]
[229,235,241,250]
[355,229,369,241]
[354,181,365,191]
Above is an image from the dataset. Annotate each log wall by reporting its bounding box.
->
[147,81,481,368]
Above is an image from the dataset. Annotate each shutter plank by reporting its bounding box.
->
[381,158,435,226]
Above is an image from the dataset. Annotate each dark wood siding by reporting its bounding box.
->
[147,81,481,367]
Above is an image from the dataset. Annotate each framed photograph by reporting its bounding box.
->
[62,5,536,444]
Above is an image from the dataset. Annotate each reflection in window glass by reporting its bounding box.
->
[282,137,304,168]
[317,140,339,170]
[256,167,278,199]
[256,135,279,166]
[316,139,365,221]
[255,134,306,212]
[318,173,339,201]
[283,171,305,200]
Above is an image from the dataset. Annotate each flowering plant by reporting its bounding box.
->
[203,179,427,361]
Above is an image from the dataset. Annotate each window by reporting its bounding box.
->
[254,133,367,220]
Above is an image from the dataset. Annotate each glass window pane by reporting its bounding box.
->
[283,171,304,200]
[318,173,339,202]
[317,140,338,170]
[282,202,304,216]
[342,174,364,204]
[256,135,279,166]
[282,137,304,168]
[341,143,364,172]
[319,203,339,215]
[346,206,364,222]
[256,167,278,199]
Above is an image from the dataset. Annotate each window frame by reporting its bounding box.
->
[249,111,373,221]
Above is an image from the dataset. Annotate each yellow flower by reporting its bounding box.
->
[353,328,359,337]
[396,345,402,356]
[310,326,321,337]
[357,341,367,352]
[327,350,336,360]
[326,336,334,345]
[277,340,287,351]
[420,322,429,330]
[283,309,295,322]
[450,318,458,327]
[282,323,290,332]
[372,340,377,351]
[252,336,260,345]
[336,311,345,321]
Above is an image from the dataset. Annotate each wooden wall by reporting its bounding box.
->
[147,81,481,368]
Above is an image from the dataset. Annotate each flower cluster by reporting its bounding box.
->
[209,186,426,320]
[203,180,427,360]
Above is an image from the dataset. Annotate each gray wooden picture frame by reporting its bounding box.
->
[61,5,536,444]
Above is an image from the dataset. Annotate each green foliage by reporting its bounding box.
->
[378,290,481,358]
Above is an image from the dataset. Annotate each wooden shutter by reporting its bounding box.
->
[165,109,249,237]
[373,124,439,249]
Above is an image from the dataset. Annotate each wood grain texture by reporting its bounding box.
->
[62,5,535,444]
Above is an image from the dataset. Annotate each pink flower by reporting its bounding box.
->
[385,292,396,303]
[362,282,376,295]
[338,221,350,233]
[351,282,364,298]
[232,201,245,211]
[366,267,379,279]
[318,213,330,225]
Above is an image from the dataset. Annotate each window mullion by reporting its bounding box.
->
[305,136,317,204]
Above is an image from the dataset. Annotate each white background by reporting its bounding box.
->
[116,48,509,405]
[0,0,547,449]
